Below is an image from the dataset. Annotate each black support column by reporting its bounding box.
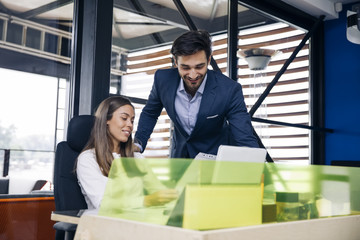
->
[310,21,325,165]
[227,0,238,81]
[69,0,113,118]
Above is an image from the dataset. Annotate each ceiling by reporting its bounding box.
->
[0,0,272,50]
[0,0,359,50]
[281,0,360,20]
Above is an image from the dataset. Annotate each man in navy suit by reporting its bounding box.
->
[135,30,258,158]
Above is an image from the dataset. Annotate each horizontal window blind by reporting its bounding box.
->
[124,45,173,158]
[238,22,310,163]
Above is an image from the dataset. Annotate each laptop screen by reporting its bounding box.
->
[212,146,267,185]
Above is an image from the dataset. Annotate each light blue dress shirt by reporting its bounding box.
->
[174,74,208,135]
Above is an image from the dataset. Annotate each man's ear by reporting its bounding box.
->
[173,57,178,67]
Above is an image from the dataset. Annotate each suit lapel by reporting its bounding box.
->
[190,70,217,138]
[165,69,180,119]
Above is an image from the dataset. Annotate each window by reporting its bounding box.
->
[0,68,60,180]
[0,4,73,180]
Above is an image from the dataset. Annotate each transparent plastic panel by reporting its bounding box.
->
[99,158,360,230]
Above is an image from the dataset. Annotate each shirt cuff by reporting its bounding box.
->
[134,142,143,152]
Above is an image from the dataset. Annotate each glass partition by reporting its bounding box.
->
[99,158,360,230]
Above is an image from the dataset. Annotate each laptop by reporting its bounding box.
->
[216,145,267,163]
[212,145,267,184]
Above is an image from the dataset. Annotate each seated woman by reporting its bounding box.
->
[76,96,177,210]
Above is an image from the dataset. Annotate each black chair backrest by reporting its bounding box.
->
[54,115,95,211]
[0,178,9,194]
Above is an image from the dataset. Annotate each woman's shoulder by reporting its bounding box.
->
[79,148,95,157]
[78,149,96,163]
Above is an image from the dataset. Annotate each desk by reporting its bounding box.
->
[51,210,82,225]
[51,209,99,225]
[0,193,55,240]
[52,162,360,239]
[51,206,170,226]
[51,210,360,240]
[73,214,360,240]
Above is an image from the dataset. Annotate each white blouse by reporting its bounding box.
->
[76,149,164,210]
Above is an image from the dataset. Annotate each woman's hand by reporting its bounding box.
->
[144,189,178,207]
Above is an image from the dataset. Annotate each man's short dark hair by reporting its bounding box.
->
[170,30,212,61]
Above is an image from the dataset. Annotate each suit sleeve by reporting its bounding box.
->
[135,71,164,151]
[226,83,259,148]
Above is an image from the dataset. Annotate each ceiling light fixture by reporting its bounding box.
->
[237,48,281,71]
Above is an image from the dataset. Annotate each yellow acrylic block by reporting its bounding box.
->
[182,184,262,230]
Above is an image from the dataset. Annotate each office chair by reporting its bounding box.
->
[53,115,94,240]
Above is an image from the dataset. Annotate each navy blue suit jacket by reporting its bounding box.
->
[135,68,258,158]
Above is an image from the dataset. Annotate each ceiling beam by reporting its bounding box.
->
[126,0,164,44]
[115,21,170,26]
[113,1,188,30]
[19,0,73,19]
[172,0,197,30]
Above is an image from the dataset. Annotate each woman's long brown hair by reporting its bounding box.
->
[82,96,143,177]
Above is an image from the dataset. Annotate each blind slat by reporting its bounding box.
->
[127,49,171,61]
[238,34,305,50]
[239,26,295,39]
